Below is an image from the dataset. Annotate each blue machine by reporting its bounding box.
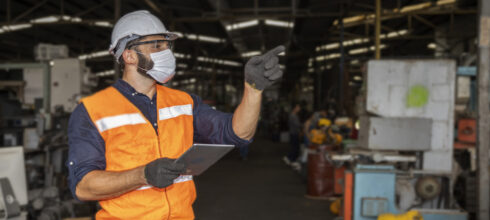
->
[352,165,467,220]
[353,164,398,220]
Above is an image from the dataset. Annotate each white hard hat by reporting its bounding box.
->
[109,10,179,61]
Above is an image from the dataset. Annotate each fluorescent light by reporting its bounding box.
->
[185,34,225,43]
[95,70,115,77]
[400,2,431,13]
[315,53,340,61]
[195,35,224,43]
[334,0,456,26]
[351,59,359,65]
[241,51,261,57]
[196,66,214,72]
[174,53,192,59]
[177,63,188,68]
[344,38,370,46]
[316,42,340,51]
[437,0,456,5]
[319,64,332,71]
[226,20,259,31]
[172,32,225,43]
[353,75,362,81]
[349,48,369,55]
[316,29,408,52]
[197,56,242,67]
[1,23,32,33]
[349,44,386,55]
[427,43,437,49]
[61,15,82,22]
[316,38,369,52]
[222,60,241,67]
[94,21,113,27]
[30,15,82,24]
[31,16,59,24]
[265,19,294,28]
[384,29,408,39]
[79,50,110,60]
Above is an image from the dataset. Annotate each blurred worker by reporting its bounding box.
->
[283,103,302,170]
[309,118,330,145]
[303,108,327,146]
[66,10,285,219]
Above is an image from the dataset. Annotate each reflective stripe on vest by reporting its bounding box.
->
[93,104,193,133]
[159,104,193,120]
[95,113,146,132]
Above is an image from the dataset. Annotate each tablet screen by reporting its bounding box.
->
[176,143,235,175]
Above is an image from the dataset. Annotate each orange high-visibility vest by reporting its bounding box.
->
[82,84,196,219]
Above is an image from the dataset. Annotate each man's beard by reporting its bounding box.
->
[135,49,154,79]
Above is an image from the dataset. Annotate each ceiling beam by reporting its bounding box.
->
[11,0,48,23]
[412,14,436,29]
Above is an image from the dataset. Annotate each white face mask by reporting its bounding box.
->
[143,49,176,83]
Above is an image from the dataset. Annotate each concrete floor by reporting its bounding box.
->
[193,138,334,220]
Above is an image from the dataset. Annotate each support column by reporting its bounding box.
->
[375,0,381,59]
[477,0,490,219]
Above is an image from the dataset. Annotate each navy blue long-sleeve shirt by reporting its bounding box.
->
[67,79,250,200]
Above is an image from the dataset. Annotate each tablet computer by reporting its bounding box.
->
[176,143,235,176]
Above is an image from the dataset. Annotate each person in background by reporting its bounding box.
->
[303,108,328,147]
[283,103,302,170]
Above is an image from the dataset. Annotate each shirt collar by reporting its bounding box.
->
[113,79,157,100]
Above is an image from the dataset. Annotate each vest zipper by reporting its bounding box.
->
[156,106,170,219]
[164,188,171,219]
[158,132,171,218]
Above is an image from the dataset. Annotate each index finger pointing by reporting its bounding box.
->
[263,45,285,59]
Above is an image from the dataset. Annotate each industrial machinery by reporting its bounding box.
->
[332,60,468,220]
[0,57,97,219]
[0,147,28,220]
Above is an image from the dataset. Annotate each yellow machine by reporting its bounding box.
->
[377,210,423,220]
[329,198,342,215]
[310,129,327,144]
[309,118,343,145]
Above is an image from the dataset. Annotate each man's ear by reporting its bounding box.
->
[122,49,137,65]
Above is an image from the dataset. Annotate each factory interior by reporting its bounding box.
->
[1,0,490,219]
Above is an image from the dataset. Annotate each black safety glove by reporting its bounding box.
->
[244,45,286,91]
[144,158,186,188]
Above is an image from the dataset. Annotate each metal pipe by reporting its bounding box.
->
[11,0,48,23]
[375,0,381,59]
[6,0,10,22]
[477,0,490,218]
[339,3,345,114]
[113,0,121,80]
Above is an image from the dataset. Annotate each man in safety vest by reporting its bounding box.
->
[66,10,284,219]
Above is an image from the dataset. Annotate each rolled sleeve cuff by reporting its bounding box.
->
[225,114,253,148]
[68,162,104,201]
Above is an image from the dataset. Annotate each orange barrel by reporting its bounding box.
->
[334,166,346,195]
[306,144,335,198]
